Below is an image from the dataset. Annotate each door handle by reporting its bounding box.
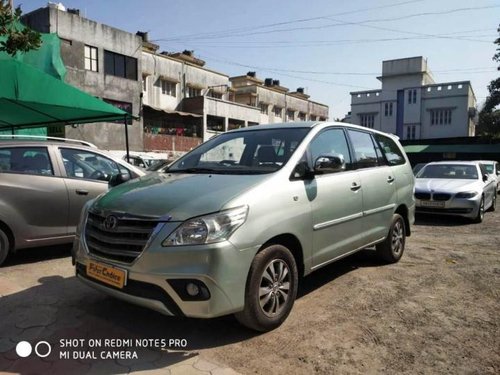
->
[350,183,361,191]
[387,176,395,183]
[76,189,89,195]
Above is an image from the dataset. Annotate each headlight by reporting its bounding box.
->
[162,206,248,246]
[455,191,478,199]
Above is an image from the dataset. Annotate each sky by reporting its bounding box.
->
[21,0,500,120]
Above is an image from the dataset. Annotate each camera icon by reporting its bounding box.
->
[16,341,52,358]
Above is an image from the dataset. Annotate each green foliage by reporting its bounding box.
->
[477,24,500,138]
[0,0,41,56]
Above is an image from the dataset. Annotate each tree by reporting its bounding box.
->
[0,0,41,56]
[477,25,500,138]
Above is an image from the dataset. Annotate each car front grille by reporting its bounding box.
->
[84,211,160,263]
[415,192,431,200]
[432,193,451,201]
[415,192,451,201]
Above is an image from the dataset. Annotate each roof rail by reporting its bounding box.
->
[0,135,98,148]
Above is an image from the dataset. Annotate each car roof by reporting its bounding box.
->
[0,140,96,148]
[426,161,479,166]
[225,121,400,139]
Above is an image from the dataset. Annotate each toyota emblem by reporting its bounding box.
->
[103,215,118,230]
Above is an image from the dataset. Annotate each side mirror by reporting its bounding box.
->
[108,173,131,188]
[314,154,346,174]
[483,173,489,182]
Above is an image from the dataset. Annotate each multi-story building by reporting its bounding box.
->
[349,57,476,140]
[230,73,329,124]
[23,4,143,151]
[24,4,329,155]
[140,43,263,153]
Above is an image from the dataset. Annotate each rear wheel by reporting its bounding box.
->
[376,214,406,263]
[0,228,10,266]
[235,244,298,332]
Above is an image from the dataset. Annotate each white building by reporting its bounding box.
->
[349,57,477,140]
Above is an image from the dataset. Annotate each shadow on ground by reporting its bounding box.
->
[414,213,476,227]
[0,245,387,374]
[2,244,72,268]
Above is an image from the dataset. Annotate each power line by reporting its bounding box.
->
[168,34,496,49]
[152,0,426,42]
[154,4,499,43]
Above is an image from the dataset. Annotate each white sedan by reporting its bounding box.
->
[415,161,497,223]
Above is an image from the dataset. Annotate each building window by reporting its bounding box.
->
[359,114,375,128]
[104,50,137,80]
[408,89,417,104]
[208,91,222,99]
[384,102,393,117]
[84,45,98,72]
[310,115,317,121]
[430,109,452,125]
[259,102,269,114]
[406,125,417,140]
[298,112,306,121]
[287,110,295,121]
[187,86,202,98]
[160,79,176,97]
[273,106,282,118]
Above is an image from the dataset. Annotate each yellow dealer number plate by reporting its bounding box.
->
[87,261,127,289]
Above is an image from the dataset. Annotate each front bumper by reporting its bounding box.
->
[73,227,259,318]
[415,196,480,219]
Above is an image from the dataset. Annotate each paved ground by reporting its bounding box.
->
[0,245,242,375]
[0,208,499,374]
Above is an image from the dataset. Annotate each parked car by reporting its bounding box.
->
[0,136,145,265]
[73,122,415,332]
[145,158,173,171]
[414,161,497,222]
[108,151,168,170]
[476,160,499,192]
[412,162,427,176]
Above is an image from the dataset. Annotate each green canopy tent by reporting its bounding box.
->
[0,59,135,159]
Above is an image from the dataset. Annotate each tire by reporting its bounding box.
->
[376,213,406,264]
[235,244,298,332]
[488,193,496,212]
[473,197,485,223]
[0,228,10,266]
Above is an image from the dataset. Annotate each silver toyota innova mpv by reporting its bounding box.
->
[73,122,415,331]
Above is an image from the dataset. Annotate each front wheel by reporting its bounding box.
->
[376,213,406,263]
[235,244,298,332]
[0,228,11,266]
[473,197,485,223]
[488,193,496,212]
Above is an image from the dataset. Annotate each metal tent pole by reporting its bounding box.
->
[124,115,130,163]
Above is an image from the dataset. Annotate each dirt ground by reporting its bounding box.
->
[0,209,499,374]
[202,210,500,374]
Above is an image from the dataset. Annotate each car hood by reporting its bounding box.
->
[415,178,480,193]
[92,172,269,221]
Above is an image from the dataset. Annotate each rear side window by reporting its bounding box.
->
[374,134,406,166]
[0,147,54,176]
[60,148,130,181]
[346,130,379,169]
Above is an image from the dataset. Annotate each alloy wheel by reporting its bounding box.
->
[259,259,291,317]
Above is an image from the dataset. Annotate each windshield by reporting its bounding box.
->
[168,128,310,174]
[417,164,479,180]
